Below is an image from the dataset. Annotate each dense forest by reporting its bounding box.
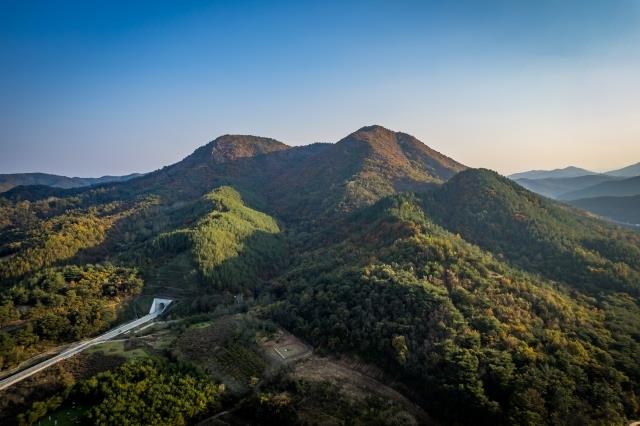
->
[1,127,639,425]
[271,192,640,424]
[18,358,224,425]
[421,169,640,296]
[0,264,143,369]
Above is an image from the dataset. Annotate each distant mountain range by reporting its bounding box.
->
[509,166,598,180]
[509,162,640,226]
[509,162,640,181]
[0,172,143,193]
[559,175,640,200]
[513,174,620,199]
[607,161,640,178]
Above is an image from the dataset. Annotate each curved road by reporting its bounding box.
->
[0,298,171,391]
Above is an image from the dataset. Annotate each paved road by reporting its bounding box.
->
[0,311,160,391]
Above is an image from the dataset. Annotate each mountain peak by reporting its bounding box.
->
[337,125,466,179]
[354,124,395,134]
[345,125,401,145]
[186,134,290,164]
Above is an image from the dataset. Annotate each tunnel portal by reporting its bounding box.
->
[149,298,173,314]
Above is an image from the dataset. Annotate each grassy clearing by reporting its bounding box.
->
[148,333,176,351]
[85,340,148,361]
[189,320,213,329]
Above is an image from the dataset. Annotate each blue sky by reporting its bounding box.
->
[1,0,639,176]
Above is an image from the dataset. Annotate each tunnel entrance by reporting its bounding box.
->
[149,298,173,314]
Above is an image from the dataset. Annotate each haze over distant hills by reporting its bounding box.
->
[509,162,640,181]
[508,166,598,180]
[512,174,620,199]
[560,175,640,200]
[509,162,640,226]
[607,161,640,178]
[2,126,640,425]
[0,172,143,193]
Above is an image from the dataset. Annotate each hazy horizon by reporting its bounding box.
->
[2,1,639,177]
[0,125,637,178]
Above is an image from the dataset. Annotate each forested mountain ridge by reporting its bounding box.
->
[2,126,465,220]
[1,126,640,425]
[144,125,466,218]
[267,125,467,220]
[272,191,640,424]
[421,169,640,295]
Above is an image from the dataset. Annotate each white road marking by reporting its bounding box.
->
[273,347,286,359]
